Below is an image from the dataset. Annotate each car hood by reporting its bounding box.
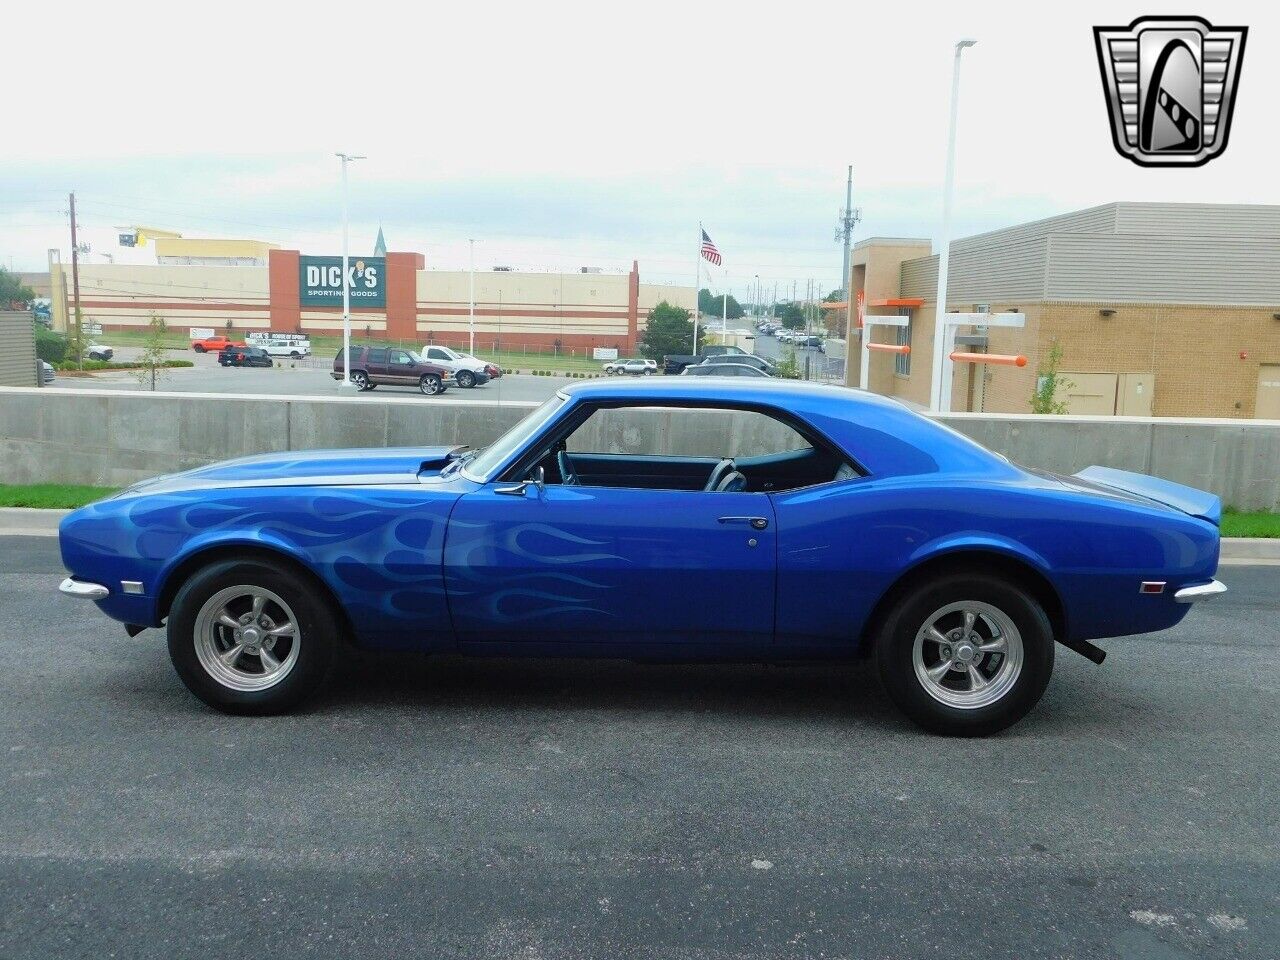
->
[116,446,461,497]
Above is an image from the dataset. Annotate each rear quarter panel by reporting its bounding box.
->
[773,475,1219,650]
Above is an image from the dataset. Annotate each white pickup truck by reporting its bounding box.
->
[246,334,312,359]
[418,345,496,388]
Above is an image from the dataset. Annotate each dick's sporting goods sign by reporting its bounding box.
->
[299,255,386,307]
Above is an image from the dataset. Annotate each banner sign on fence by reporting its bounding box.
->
[299,256,386,308]
[592,347,619,360]
[189,327,215,340]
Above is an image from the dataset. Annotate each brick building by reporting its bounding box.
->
[42,248,693,356]
[850,203,1280,419]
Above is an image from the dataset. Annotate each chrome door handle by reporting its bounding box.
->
[718,516,768,530]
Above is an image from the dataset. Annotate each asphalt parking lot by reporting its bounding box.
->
[3,536,1276,959]
[52,348,575,404]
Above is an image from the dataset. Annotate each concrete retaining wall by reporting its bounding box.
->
[2,387,1278,509]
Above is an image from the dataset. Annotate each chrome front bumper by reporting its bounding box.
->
[1173,579,1228,604]
[59,577,108,600]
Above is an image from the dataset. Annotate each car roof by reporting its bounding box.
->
[557,378,1014,480]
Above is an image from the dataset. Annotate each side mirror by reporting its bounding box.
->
[496,465,546,498]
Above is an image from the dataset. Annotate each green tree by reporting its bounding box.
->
[0,267,35,308]
[698,288,744,320]
[1030,341,1073,414]
[134,312,169,391]
[772,302,805,329]
[639,301,700,361]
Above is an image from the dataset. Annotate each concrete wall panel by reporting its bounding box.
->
[2,388,1278,509]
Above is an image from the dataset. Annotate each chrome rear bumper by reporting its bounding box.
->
[1173,579,1228,604]
[59,577,108,600]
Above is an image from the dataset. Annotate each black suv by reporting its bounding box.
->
[332,346,454,395]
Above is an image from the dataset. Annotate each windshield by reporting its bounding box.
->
[464,395,566,481]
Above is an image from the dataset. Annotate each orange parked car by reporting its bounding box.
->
[191,335,246,354]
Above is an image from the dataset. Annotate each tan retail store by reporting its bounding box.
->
[849,203,1280,419]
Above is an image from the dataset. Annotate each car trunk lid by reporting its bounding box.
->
[1070,466,1221,526]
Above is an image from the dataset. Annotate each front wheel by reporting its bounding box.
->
[456,370,476,388]
[419,374,443,395]
[167,560,339,714]
[350,370,371,390]
[193,345,206,353]
[874,574,1054,736]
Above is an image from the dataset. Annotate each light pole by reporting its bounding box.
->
[929,39,976,412]
[468,239,476,356]
[336,152,365,390]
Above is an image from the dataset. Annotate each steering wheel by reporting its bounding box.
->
[703,458,735,492]
[557,449,579,486]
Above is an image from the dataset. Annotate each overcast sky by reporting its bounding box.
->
[2,0,1275,298]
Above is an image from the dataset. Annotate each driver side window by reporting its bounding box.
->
[543,405,846,493]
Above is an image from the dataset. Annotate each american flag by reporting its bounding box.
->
[700,229,722,266]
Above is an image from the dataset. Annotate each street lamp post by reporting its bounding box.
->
[929,39,976,412]
[336,152,366,390]
[468,239,476,356]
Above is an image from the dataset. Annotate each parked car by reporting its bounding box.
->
[603,358,657,376]
[86,343,114,361]
[57,379,1225,734]
[218,345,274,368]
[661,344,752,375]
[192,335,246,354]
[37,360,54,385]
[332,345,453,395]
[700,353,775,375]
[681,361,770,377]
[418,345,493,388]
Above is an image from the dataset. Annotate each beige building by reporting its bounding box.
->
[850,203,1280,419]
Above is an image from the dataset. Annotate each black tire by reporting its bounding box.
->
[193,345,205,353]
[350,370,371,390]
[290,351,301,359]
[874,573,1054,736]
[419,374,443,396]
[167,560,339,715]
[456,370,476,388]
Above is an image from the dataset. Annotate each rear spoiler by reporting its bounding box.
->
[1074,466,1222,526]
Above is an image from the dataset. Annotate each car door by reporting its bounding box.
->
[444,484,776,650]
[387,349,419,385]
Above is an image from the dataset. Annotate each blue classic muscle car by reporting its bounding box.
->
[57,380,1226,734]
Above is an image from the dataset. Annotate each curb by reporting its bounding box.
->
[0,507,70,537]
[2,508,1278,562]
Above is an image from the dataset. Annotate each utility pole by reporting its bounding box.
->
[835,165,861,297]
[68,192,83,371]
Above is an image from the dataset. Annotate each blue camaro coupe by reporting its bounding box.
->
[58,380,1225,734]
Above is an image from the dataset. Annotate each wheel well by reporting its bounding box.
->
[155,545,355,643]
[857,550,1066,654]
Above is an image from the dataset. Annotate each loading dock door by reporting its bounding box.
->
[1257,365,1280,420]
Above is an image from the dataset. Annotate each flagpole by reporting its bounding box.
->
[693,222,701,352]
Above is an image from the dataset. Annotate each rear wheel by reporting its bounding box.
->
[350,370,371,390]
[419,374,443,396]
[456,370,476,388]
[167,560,339,714]
[874,574,1053,736]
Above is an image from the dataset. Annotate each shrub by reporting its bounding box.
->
[35,327,67,364]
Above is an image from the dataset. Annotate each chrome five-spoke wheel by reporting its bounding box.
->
[193,585,300,692]
[912,601,1023,709]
